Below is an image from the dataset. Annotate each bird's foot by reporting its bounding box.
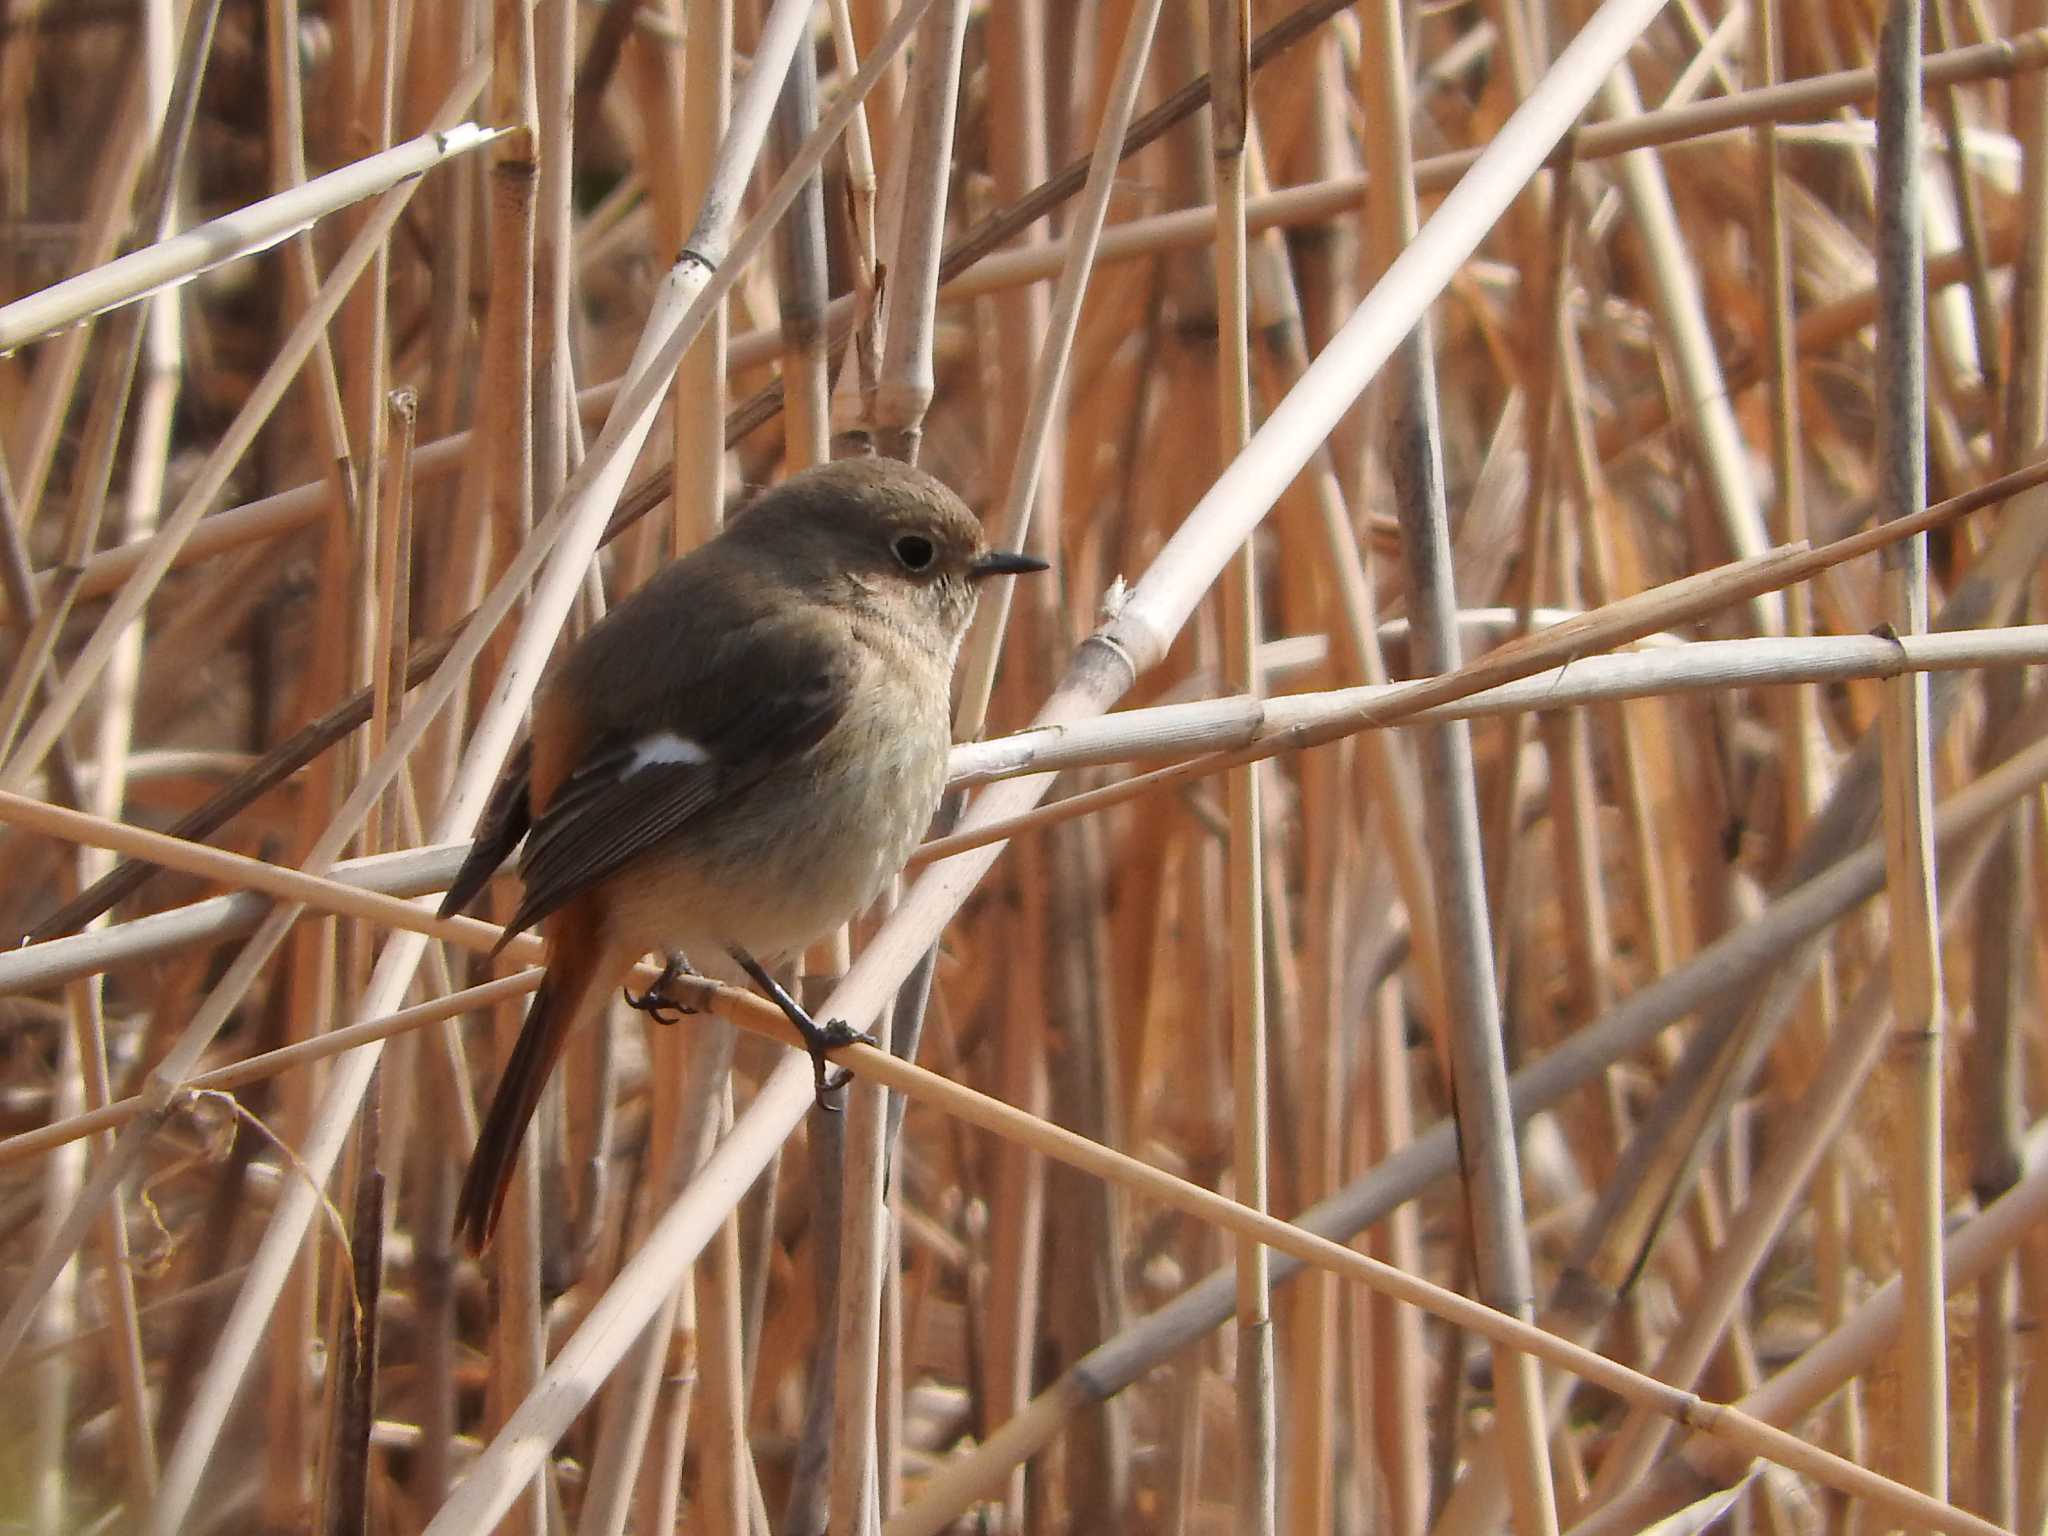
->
[622,952,706,1024]
[726,944,877,1106]
[794,1013,879,1103]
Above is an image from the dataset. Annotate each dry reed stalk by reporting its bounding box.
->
[1362,6,1555,1531]
[771,33,842,1526]
[829,12,972,1529]
[1982,107,2048,1536]
[826,0,883,310]
[1363,972,1430,1536]
[1975,0,2048,1507]
[595,1024,733,1536]
[782,1043,2010,1535]
[475,0,547,1520]
[1873,0,1950,1517]
[1599,63,1778,636]
[891,706,2048,1533]
[1207,3,1278,1533]
[1572,1122,2048,1536]
[869,0,968,465]
[1966,434,2031,1536]
[1753,0,1864,1490]
[8,621,2048,1033]
[122,7,868,1526]
[631,1032,714,1536]
[443,3,1674,1503]
[968,13,1057,1528]
[773,33,833,473]
[7,51,155,525]
[1589,798,2010,1498]
[2020,1223,2048,1533]
[10,0,2048,1529]
[25,28,2042,626]
[1236,119,1373,1536]
[693,1081,754,1536]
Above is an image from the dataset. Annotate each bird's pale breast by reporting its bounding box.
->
[601,638,951,968]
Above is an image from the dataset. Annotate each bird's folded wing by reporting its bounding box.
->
[496,635,854,946]
[439,738,533,919]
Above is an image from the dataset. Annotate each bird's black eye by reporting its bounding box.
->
[893,534,936,571]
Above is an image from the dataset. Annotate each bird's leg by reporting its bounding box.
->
[623,951,705,1024]
[727,943,876,1105]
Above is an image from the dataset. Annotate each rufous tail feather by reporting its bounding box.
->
[455,926,622,1252]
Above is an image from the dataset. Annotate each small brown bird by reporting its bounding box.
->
[440,457,1046,1251]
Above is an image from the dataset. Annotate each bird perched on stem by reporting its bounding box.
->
[439,456,1047,1251]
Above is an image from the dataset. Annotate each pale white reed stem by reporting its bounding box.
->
[946,628,2048,785]
[5,626,2045,1009]
[867,0,970,461]
[429,0,1692,1519]
[0,844,467,995]
[0,125,503,355]
[823,0,879,271]
[1360,0,1551,1510]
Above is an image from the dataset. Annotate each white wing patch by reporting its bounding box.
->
[623,730,712,775]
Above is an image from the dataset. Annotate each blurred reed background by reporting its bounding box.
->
[2,0,2047,1532]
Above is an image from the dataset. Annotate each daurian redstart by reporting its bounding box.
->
[439,457,1046,1251]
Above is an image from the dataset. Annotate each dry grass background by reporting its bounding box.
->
[2,0,2048,1532]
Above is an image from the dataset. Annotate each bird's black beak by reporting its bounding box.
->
[969,550,1050,579]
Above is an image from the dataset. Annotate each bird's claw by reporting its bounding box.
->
[722,945,875,1109]
[622,953,704,1025]
[800,1017,876,1106]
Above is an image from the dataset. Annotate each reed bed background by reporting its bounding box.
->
[2,0,2047,1531]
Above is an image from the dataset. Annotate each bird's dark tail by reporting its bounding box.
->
[455,920,623,1253]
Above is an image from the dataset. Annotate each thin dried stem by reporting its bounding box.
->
[1873,0,1949,1514]
[1208,1,1276,1528]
